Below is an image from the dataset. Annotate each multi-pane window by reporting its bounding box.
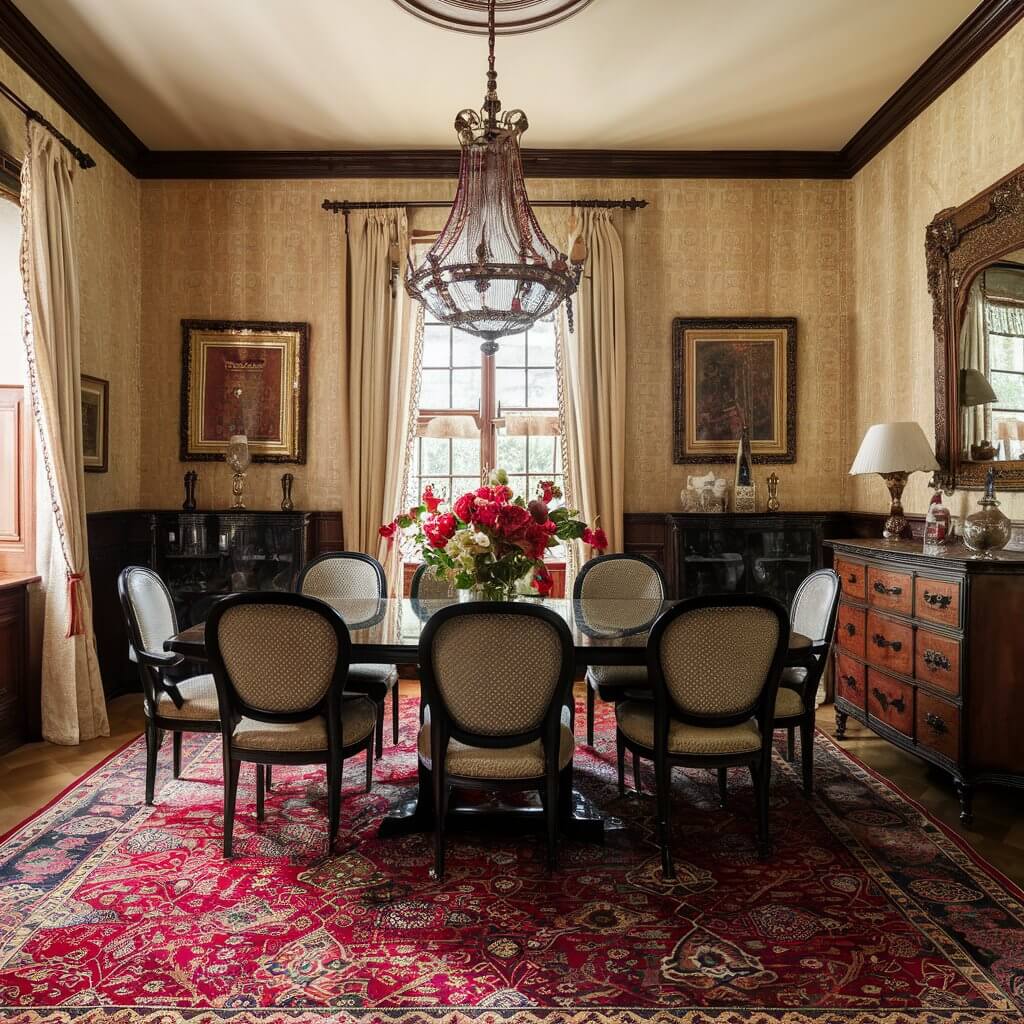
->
[987,301,1024,458]
[407,315,564,534]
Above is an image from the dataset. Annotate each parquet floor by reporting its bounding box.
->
[3,687,1023,886]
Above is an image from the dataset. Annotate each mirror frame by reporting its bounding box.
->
[927,162,1024,490]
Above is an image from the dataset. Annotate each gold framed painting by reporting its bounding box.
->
[672,317,796,464]
[80,374,109,473]
[180,320,309,463]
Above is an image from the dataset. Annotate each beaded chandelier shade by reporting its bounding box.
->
[405,0,581,352]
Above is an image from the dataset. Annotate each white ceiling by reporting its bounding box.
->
[15,0,978,152]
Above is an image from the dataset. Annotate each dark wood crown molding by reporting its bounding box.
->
[841,0,1024,176]
[0,0,145,172]
[2,0,1021,181]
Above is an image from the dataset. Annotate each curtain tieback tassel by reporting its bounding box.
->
[66,571,86,638]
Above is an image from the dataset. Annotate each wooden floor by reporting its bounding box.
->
[3,688,1023,886]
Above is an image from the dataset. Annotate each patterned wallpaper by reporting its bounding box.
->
[139,176,852,514]
[0,54,141,513]
[849,19,1024,520]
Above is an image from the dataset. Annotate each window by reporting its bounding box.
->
[406,314,564,514]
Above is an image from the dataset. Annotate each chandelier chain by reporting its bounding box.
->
[484,0,499,128]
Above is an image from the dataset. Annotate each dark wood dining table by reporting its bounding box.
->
[166,597,812,842]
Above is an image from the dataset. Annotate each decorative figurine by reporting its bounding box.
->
[182,470,197,511]
[281,472,294,512]
[227,434,251,510]
[766,472,781,512]
[962,468,1011,558]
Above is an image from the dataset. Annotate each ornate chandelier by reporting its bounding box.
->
[405,0,581,353]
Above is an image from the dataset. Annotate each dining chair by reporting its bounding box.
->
[417,602,576,879]
[615,594,789,877]
[206,591,377,857]
[297,552,399,756]
[118,565,221,805]
[410,562,457,600]
[772,569,841,796]
[574,553,667,746]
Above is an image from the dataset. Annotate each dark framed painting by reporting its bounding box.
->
[180,319,309,464]
[80,374,108,473]
[672,317,797,464]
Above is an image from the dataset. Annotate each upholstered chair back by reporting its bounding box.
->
[299,552,386,602]
[410,563,456,600]
[120,566,177,656]
[575,554,666,602]
[213,599,342,714]
[424,607,571,737]
[790,569,841,647]
[653,600,786,720]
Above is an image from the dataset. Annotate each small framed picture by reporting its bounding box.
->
[673,317,797,464]
[80,374,109,473]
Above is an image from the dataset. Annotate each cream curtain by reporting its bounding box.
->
[560,208,627,566]
[339,209,419,591]
[20,122,107,744]
[960,278,988,453]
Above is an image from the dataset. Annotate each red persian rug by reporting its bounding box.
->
[1,699,1023,1024]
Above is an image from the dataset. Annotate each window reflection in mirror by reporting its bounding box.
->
[960,251,1024,462]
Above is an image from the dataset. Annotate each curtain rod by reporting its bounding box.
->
[322,197,647,215]
[0,80,95,170]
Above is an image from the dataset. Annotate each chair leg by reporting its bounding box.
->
[365,742,373,793]
[586,684,595,747]
[717,766,728,808]
[392,684,400,745]
[144,721,160,805]
[800,715,814,797]
[786,726,795,762]
[632,751,642,794]
[616,730,626,797]
[172,731,182,779]
[752,762,771,860]
[545,764,559,872]
[327,753,342,854]
[375,701,385,758]
[431,761,447,881]
[223,755,241,858]
[265,765,273,791]
[654,752,674,880]
[255,764,266,822]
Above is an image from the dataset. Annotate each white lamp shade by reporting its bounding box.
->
[849,421,939,475]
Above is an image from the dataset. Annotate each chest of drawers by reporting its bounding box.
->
[827,538,1024,824]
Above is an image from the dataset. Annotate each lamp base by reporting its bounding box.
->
[880,471,909,539]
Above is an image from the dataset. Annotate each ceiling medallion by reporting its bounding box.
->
[392,0,593,35]
[404,0,582,352]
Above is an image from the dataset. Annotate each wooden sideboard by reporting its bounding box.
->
[0,573,39,754]
[827,537,1024,823]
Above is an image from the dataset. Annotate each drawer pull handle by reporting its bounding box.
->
[845,622,857,636]
[923,590,953,609]
[873,580,903,596]
[872,687,906,714]
[846,574,858,584]
[923,649,951,672]
[924,711,948,735]
[872,633,903,652]
[841,674,858,690]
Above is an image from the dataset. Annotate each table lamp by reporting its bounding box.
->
[960,368,999,460]
[850,422,939,539]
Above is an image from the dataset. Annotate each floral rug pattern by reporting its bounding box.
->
[1,699,1023,1023]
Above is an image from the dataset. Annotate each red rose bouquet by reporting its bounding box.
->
[381,470,607,599]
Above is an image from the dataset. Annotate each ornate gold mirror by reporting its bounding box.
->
[928,163,1024,489]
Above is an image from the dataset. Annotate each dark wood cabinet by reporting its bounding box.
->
[149,510,310,626]
[624,512,844,605]
[827,537,1024,824]
[0,575,37,755]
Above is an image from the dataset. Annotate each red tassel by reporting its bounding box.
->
[66,571,86,638]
